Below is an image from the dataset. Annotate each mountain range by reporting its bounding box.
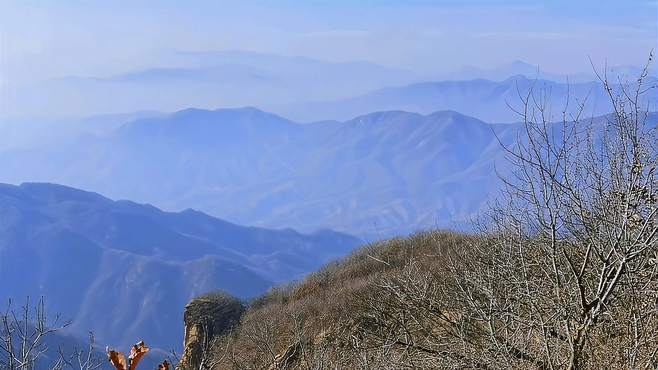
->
[3,77,656,239]
[4,49,652,122]
[0,106,525,239]
[448,60,656,85]
[286,74,658,122]
[0,182,360,351]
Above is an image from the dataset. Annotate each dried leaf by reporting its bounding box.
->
[157,360,170,370]
[107,348,128,370]
[128,341,150,370]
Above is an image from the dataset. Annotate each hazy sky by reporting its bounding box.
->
[1,0,656,88]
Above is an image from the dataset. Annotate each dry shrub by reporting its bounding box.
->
[203,231,477,369]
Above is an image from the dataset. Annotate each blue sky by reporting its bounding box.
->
[1,0,656,86]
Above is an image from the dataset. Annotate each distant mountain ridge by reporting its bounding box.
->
[3,50,421,119]
[449,60,656,84]
[0,107,519,239]
[6,49,652,122]
[0,182,361,352]
[285,75,657,122]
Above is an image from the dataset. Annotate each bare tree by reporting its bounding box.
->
[0,297,71,370]
[459,55,658,368]
[57,333,104,370]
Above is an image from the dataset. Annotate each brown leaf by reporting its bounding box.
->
[107,348,128,370]
[157,360,170,370]
[128,341,150,370]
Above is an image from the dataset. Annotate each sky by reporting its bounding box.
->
[1,0,656,89]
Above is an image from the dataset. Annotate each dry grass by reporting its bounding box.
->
[178,228,657,370]
[198,231,480,369]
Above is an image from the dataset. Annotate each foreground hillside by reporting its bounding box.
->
[0,182,360,351]
[179,230,658,369]
[177,231,465,369]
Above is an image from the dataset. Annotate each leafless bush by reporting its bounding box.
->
[0,297,70,370]
[57,333,104,370]
[472,55,657,369]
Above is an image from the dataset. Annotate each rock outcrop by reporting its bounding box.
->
[177,292,244,369]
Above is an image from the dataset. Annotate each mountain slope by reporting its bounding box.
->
[0,183,361,351]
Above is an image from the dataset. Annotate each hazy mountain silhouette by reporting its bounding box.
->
[4,50,420,119]
[447,60,651,83]
[286,75,657,122]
